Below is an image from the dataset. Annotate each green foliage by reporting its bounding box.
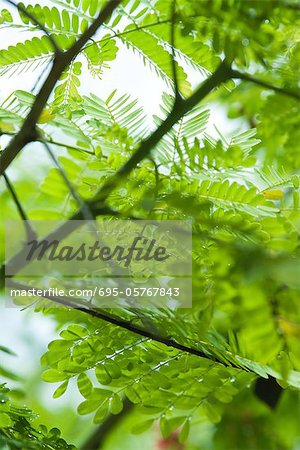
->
[0,385,75,449]
[0,350,75,450]
[0,35,55,76]
[39,319,300,431]
[18,3,90,34]
[40,322,254,426]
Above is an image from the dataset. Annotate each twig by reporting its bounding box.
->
[0,205,134,280]
[40,138,94,221]
[2,172,35,239]
[0,131,95,154]
[230,68,300,100]
[31,59,56,94]
[170,0,181,103]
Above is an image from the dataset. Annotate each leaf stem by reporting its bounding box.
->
[230,68,300,100]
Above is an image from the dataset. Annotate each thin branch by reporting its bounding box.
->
[0,0,122,176]
[170,0,181,103]
[6,279,240,369]
[7,279,281,411]
[7,280,283,397]
[230,68,300,100]
[40,138,94,221]
[147,155,160,207]
[31,59,55,94]
[4,0,61,54]
[0,205,136,280]
[3,173,28,222]
[0,61,230,308]
[2,172,36,240]
[0,131,95,155]
[44,139,96,155]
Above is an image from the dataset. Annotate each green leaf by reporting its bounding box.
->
[53,380,69,399]
[78,399,100,415]
[179,419,190,443]
[125,386,141,404]
[95,366,112,385]
[60,325,88,340]
[77,373,93,398]
[42,369,67,383]
[109,394,123,415]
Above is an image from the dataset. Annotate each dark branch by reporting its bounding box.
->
[3,172,35,240]
[0,205,137,279]
[6,279,239,369]
[170,0,181,102]
[0,0,122,175]
[3,173,28,222]
[230,68,300,100]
